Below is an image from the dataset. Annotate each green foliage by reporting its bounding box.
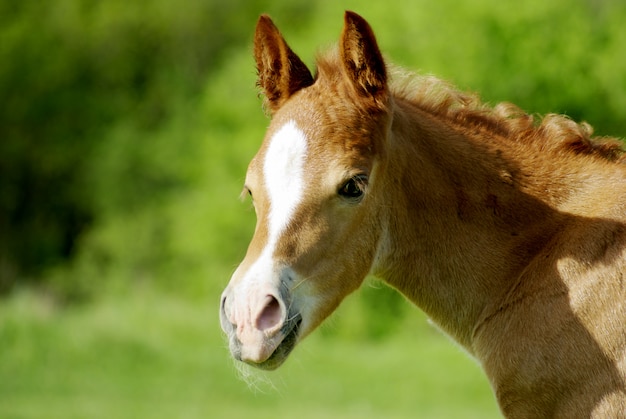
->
[0,0,311,292]
[2,0,625,307]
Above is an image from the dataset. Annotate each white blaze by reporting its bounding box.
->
[263,120,308,248]
[232,121,308,352]
[224,120,309,362]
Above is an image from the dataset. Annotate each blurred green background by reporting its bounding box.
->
[1,0,624,417]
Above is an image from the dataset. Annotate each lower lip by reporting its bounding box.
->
[248,317,302,370]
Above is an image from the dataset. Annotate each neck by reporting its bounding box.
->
[372,98,565,351]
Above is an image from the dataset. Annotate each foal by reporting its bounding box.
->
[220,11,626,417]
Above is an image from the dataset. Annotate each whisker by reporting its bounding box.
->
[291,274,314,291]
[233,360,279,394]
[285,311,301,323]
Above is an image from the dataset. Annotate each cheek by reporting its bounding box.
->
[288,206,378,295]
[293,251,369,339]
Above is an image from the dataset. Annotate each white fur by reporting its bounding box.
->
[230,120,308,357]
[263,119,308,247]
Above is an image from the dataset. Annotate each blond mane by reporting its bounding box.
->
[315,49,625,163]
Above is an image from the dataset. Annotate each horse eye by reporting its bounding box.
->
[338,175,367,200]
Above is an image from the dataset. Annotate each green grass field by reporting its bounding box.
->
[0,289,501,419]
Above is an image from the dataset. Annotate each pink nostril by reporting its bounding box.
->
[256,295,283,332]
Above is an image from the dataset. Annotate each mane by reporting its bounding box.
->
[315,49,625,164]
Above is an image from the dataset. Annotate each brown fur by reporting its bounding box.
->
[221,11,626,417]
[254,15,315,113]
[317,50,625,164]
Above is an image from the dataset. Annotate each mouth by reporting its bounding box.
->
[254,314,302,370]
[233,314,302,371]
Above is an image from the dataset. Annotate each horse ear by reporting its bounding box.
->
[340,11,388,105]
[254,15,314,114]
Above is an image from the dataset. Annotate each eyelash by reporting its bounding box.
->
[338,175,368,201]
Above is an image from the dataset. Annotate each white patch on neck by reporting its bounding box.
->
[263,120,308,248]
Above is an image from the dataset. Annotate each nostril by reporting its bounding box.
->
[220,293,235,328]
[256,295,283,332]
[220,295,227,316]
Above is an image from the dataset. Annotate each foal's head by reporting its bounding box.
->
[220,12,391,369]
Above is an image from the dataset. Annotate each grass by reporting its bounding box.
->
[0,288,501,419]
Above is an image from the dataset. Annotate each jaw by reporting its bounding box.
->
[222,264,373,370]
[222,278,348,370]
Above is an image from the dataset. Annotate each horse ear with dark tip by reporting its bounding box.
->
[340,11,388,107]
[254,15,314,114]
